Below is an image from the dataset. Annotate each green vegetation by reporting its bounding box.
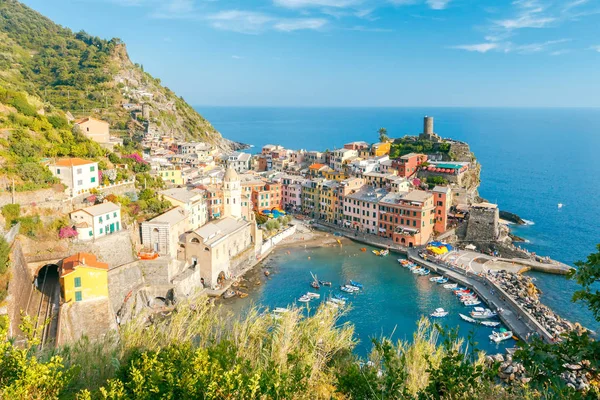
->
[378,127,389,143]
[425,176,449,189]
[389,138,451,159]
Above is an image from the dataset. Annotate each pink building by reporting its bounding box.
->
[342,187,387,234]
[282,175,307,211]
[432,185,452,234]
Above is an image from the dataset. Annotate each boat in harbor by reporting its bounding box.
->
[306,292,320,299]
[379,249,389,256]
[460,313,501,328]
[330,298,346,305]
[443,283,458,289]
[470,307,497,319]
[350,280,363,289]
[463,299,482,306]
[459,313,477,323]
[298,295,311,303]
[489,329,513,343]
[319,280,332,286]
[437,277,449,284]
[430,308,449,318]
[480,320,501,327]
[372,250,380,256]
[310,272,320,289]
[412,267,424,274]
[340,285,359,293]
[223,290,236,299]
[418,269,430,276]
[429,276,443,282]
[334,294,348,301]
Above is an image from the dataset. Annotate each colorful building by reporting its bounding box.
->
[378,190,435,247]
[157,167,184,185]
[371,142,391,157]
[60,253,108,303]
[393,153,428,178]
[70,202,122,241]
[432,185,452,234]
[49,158,99,197]
[343,187,387,234]
[318,180,339,223]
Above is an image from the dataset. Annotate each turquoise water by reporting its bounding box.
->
[199,106,600,333]
[235,241,514,356]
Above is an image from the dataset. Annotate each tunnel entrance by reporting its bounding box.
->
[32,264,60,349]
[36,264,59,296]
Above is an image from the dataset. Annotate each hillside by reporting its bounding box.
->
[0,0,233,149]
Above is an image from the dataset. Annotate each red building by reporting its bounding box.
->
[432,185,452,234]
[378,190,435,247]
[393,153,428,178]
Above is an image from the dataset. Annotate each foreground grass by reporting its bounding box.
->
[0,297,566,399]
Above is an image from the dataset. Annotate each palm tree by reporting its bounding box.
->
[378,127,389,143]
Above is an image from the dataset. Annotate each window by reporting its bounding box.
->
[74,277,82,288]
[88,231,93,237]
[90,166,95,172]
[100,228,103,234]
[77,168,82,174]
[75,291,82,302]
[91,177,96,183]
[114,212,117,217]
[106,214,110,220]
[57,169,61,175]
[77,180,83,186]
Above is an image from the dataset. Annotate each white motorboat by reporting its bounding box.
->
[470,307,497,319]
[459,313,477,323]
[443,283,458,289]
[326,301,339,308]
[459,294,477,302]
[489,330,513,343]
[298,295,311,303]
[430,308,449,318]
[273,307,289,313]
[481,320,501,327]
[330,298,346,305]
[429,276,443,282]
[412,267,424,274]
[463,299,482,306]
[306,292,321,299]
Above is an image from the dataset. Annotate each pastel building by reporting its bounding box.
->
[378,190,435,247]
[60,253,108,303]
[70,202,122,240]
[160,187,208,230]
[281,175,307,211]
[330,148,358,172]
[74,117,110,144]
[141,207,189,257]
[342,187,388,234]
[432,185,452,234]
[394,153,428,178]
[371,142,391,157]
[50,158,99,197]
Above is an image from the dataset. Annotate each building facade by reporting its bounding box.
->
[70,202,121,241]
[50,158,99,196]
[378,190,435,247]
[60,253,108,303]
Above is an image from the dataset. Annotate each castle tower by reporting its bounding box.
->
[223,165,242,219]
[424,116,434,138]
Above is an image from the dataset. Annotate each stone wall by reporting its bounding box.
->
[448,142,473,162]
[260,224,297,254]
[465,206,499,243]
[3,237,34,340]
[0,187,67,209]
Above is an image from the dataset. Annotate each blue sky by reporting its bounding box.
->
[21,0,600,107]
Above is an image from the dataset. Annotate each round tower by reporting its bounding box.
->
[223,165,241,219]
[424,116,434,138]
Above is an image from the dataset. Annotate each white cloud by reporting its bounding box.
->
[273,0,360,8]
[511,39,570,54]
[550,49,570,56]
[451,43,498,53]
[495,14,555,29]
[274,18,328,31]
[427,0,451,10]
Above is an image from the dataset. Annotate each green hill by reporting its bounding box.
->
[0,0,229,147]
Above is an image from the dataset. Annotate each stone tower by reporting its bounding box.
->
[419,115,441,142]
[223,165,242,219]
[142,103,151,120]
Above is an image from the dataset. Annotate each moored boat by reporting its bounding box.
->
[311,281,320,289]
[412,267,424,274]
[298,295,311,303]
[443,283,458,289]
[429,276,443,282]
[223,290,236,299]
[480,320,501,327]
[418,269,430,276]
[463,299,482,306]
[437,277,449,284]
[459,313,477,323]
[306,292,320,299]
[372,250,380,256]
[334,294,348,301]
[273,307,289,313]
[330,298,346,305]
[319,280,332,286]
[489,329,513,343]
[430,308,449,318]
[470,307,497,319]
[379,249,389,256]
[350,280,363,289]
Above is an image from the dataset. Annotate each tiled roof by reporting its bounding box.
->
[54,158,96,167]
[61,252,108,277]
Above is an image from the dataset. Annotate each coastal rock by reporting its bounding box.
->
[500,211,526,225]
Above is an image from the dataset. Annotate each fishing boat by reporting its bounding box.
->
[429,276,443,282]
[350,280,363,289]
[407,264,417,271]
[340,285,359,293]
[331,298,346,305]
[460,296,478,303]
[273,307,289,313]
[334,294,348,301]
[418,269,430,276]
[372,250,381,256]
[379,249,389,257]
[437,278,449,284]
[360,248,367,252]
[470,307,497,319]
[346,284,361,291]
[481,321,501,327]
[489,329,513,343]
[463,299,482,306]
[319,281,332,286]
[412,267,424,274]
[222,290,236,299]
[306,292,321,299]
[311,281,320,289]
[298,295,311,303]
[453,287,467,292]
[237,291,248,298]
[443,283,458,289]
[430,308,449,318]
[459,313,477,323]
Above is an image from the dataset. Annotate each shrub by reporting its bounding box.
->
[47,115,69,129]
[0,237,10,275]
[59,226,78,239]
[1,204,21,228]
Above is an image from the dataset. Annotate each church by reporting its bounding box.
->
[178,165,262,289]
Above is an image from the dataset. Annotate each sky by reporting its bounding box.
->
[20,0,600,107]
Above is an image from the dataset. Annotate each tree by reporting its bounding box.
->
[572,244,600,321]
[378,127,389,143]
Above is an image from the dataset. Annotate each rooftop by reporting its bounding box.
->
[74,117,108,125]
[54,157,96,167]
[61,252,108,277]
[194,217,250,246]
[160,187,204,203]
[346,187,388,202]
[432,185,451,193]
[147,207,188,226]
[75,201,120,217]
[380,190,432,205]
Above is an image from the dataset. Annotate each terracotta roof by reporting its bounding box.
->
[61,252,108,277]
[309,163,326,170]
[54,158,96,167]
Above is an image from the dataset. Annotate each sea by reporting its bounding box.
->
[197,106,600,345]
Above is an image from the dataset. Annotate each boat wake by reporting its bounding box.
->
[522,219,535,226]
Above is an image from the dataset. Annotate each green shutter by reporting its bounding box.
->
[74,277,81,288]
[75,291,82,302]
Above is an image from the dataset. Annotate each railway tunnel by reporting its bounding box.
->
[32,263,61,348]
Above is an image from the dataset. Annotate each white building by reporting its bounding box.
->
[223,166,242,219]
[330,148,358,172]
[160,187,208,230]
[70,202,122,240]
[49,158,99,196]
[141,207,189,257]
[227,152,252,173]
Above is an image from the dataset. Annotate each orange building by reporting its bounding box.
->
[393,153,428,178]
[371,142,391,157]
[378,190,435,247]
[432,185,452,234]
[251,182,282,212]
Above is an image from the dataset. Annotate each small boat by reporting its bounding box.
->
[470,307,497,319]
[379,249,389,257]
[311,281,320,289]
[340,285,358,293]
[319,281,332,286]
[306,292,320,299]
[372,250,380,256]
[459,313,477,324]
[334,294,348,301]
[407,264,417,271]
[489,329,513,343]
[412,267,424,274]
[429,276,443,282]
[437,278,449,284]
[453,287,467,292]
[346,284,360,291]
[481,321,501,327]
[264,270,271,277]
[237,291,248,299]
[430,308,449,318]
[326,301,339,308]
[443,283,458,289]
[419,269,430,276]
[273,307,289,313]
[460,296,478,303]
[222,290,236,299]
[298,295,311,303]
[350,280,363,289]
[463,300,482,306]
[360,248,367,252]
[330,298,346,305]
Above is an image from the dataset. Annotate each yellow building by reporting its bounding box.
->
[372,142,391,156]
[158,168,184,185]
[60,253,108,303]
[318,181,339,223]
[323,169,347,181]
